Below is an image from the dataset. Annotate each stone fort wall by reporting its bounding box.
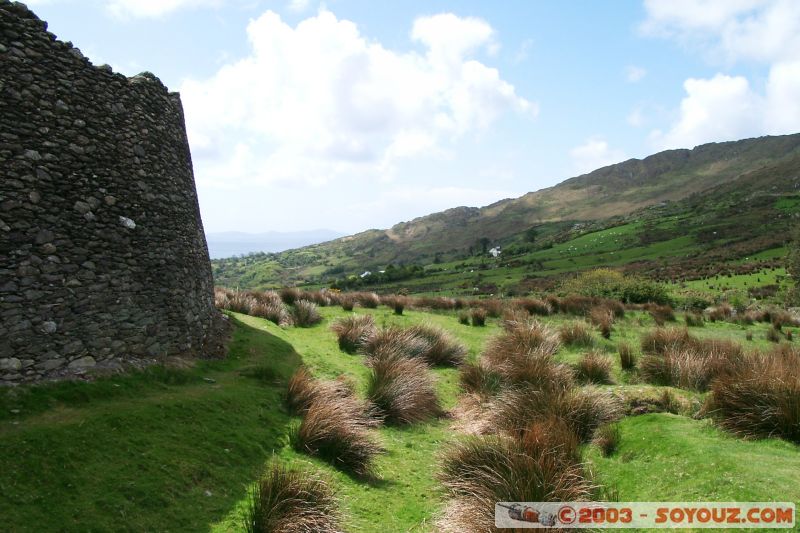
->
[0,1,222,383]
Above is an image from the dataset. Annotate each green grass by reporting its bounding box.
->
[2,306,798,531]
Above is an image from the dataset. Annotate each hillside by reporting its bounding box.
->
[213,133,800,291]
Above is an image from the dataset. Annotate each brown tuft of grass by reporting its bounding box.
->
[559,321,594,347]
[366,354,442,425]
[589,306,614,339]
[640,327,695,355]
[290,397,383,477]
[488,385,622,443]
[618,342,636,370]
[406,324,467,366]
[243,462,341,533]
[516,298,552,316]
[279,287,302,305]
[766,326,782,343]
[639,339,743,391]
[355,292,380,309]
[285,367,357,415]
[708,303,733,322]
[684,312,705,327]
[647,303,676,325]
[478,298,505,318]
[291,300,323,327]
[458,311,470,325]
[459,362,503,397]
[705,345,800,443]
[576,351,614,384]
[592,423,621,457]
[470,308,487,327]
[330,315,376,354]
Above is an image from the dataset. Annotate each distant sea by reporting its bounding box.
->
[205,230,344,259]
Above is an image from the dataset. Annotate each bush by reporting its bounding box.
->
[291,300,322,327]
[592,423,621,457]
[366,354,441,424]
[560,268,669,304]
[243,463,341,533]
[290,397,383,477]
[458,311,470,325]
[330,315,376,354]
[618,342,636,370]
[576,351,613,384]
[470,308,487,327]
[559,321,594,347]
[705,346,800,443]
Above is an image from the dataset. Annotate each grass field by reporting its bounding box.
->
[1,305,798,531]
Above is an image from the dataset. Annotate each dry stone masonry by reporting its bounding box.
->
[0,1,223,383]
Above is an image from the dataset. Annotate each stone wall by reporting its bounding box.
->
[0,1,223,383]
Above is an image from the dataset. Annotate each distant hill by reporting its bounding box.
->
[206,229,345,259]
[212,133,800,291]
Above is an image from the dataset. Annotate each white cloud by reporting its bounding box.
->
[625,65,647,82]
[641,0,800,149]
[181,10,535,189]
[570,138,627,174]
[286,0,310,13]
[627,105,646,127]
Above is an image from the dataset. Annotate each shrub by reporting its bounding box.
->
[459,363,503,396]
[291,300,323,327]
[560,269,669,304]
[576,351,613,384]
[618,342,636,370]
[705,346,800,443]
[684,312,704,327]
[470,308,487,327]
[290,397,383,477]
[559,321,594,347]
[589,306,614,338]
[437,431,592,532]
[592,423,620,457]
[366,354,441,424]
[330,315,376,354]
[458,311,470,325]
[279,287,302,305]
[243,463,341,533]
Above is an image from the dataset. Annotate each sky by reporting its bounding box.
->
[23,0,800,235]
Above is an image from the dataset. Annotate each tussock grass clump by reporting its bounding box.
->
[477,298,504,318]
[589,306,614,338]
[576,351,613,384]
[459,362,503,397]
[279,287,302,305]
[558,295,597,316]
[340,295,354,312]
[640,327,695,355]
[291,300,323,327]
[285,367,356,415]
[366,354,441,424]
[250,300,292,327]
[708,303,733,322]
[593,423,621,457]
[330,315,376,354]
[305,290,331,307]
[640,344,742,392]
[458,311,470,325]
[488,385,622,443]
[243,463,341,533]
[647,304,676,325]
[227,290,256,314]
[766,326,782,343]
[559,321,594,347]
[516,298,552,316]
[437,430,592,533]
[618,342,636,370]
[470,308,487,327]
[290,397,383,477]
[406,324,467,366]
[355,292,380,309]
[705,346,800,443]
[684,312,705,327]
[214,287,232,309]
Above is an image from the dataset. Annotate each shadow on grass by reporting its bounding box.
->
[0,314,304,532]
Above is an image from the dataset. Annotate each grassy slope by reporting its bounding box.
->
[1,308,798,531]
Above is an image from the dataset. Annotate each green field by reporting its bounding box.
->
[2,304,798,531]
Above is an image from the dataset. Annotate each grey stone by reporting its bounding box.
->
[41,321,57,334]
[73,200,91,213]
[40,242,57,254]
[119,216,136,229]
[23,149,41,160]
[35,229,55,244]
[0,358,22,371]
[40,358,66,371]
[67,356,96,370]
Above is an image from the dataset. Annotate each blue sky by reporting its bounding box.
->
[24,0,800,234]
